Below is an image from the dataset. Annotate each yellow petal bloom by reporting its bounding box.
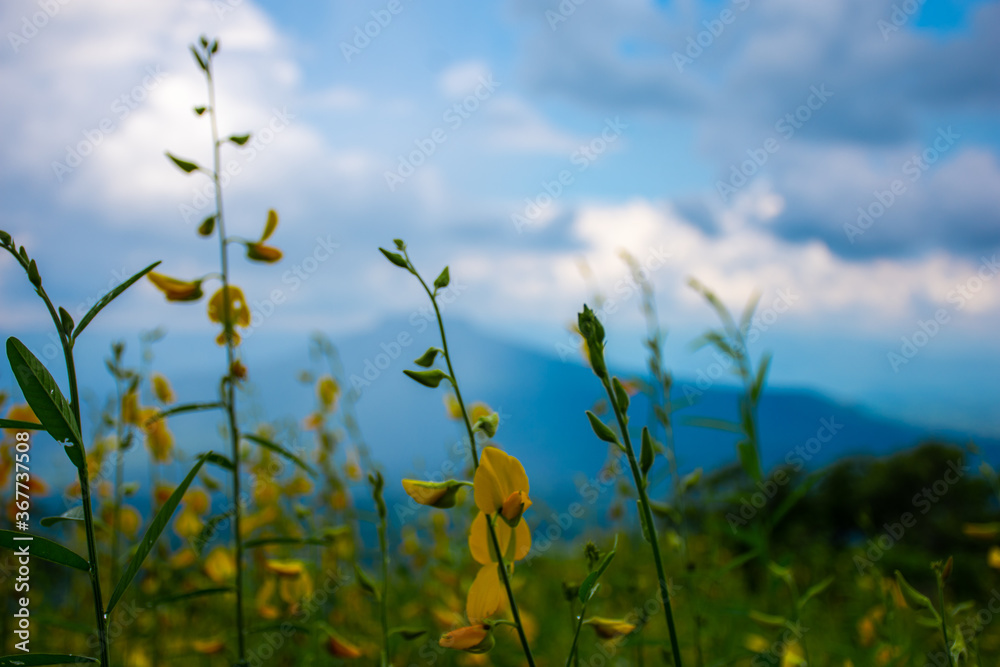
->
[265,559,306,577]
[4,404,39,438]
[439,623,495,653]
[584,617,637,639]
[246,242,283,263]
[468,512,531,566]
[147,272,204,302]
[207,286,250,345]
[326,634,363,659]
[317,375,339,408]
[151,374,176,404]
[191,639,226,655]
[466,565,504,623]
[402,479,468,509]
[501,490,532,525]
[989,546,1000,569]
[474,447,530,518]
[203,547,236,584]
[142,410,174,463]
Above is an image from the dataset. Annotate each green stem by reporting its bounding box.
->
[601,375,683,667]
[938,580,954,667]
[565,599,589,667]
[205,54,246,664]
[111,373,125,587]
[3,245,113,666]
[378,511,390,667]
[403,250,536,666]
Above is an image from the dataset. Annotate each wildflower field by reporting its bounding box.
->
[3,3,1000,667]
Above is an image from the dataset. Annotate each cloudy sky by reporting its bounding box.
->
[1,0,998,436]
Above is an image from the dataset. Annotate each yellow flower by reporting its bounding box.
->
[989,546,1000,569]
[466,512,531,621]
[474,447,531,526]
[203,547,236,584]
[443,394,463,420]
[584,617,637,639]
[147,272,204,302]
[326,633,363,659]
[185,488,211,515]
[781,640,807,666]
[117,505,141,538]
[264,559,306,577]
[151,373,175,404]
[439,624,495,653]
[245,242,283,263]
[173,508,203,540]
[317,375,339,408]
[121,390,141,426]
[401,479,469,509]
[207,286,251,346]
[745,633,770,654]
[142,409,174,463]
[169,548,197,569]
[191,639,225,655]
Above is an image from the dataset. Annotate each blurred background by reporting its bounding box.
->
[1,0,998,497]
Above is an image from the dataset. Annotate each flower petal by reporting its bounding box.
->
[466,564,503,622]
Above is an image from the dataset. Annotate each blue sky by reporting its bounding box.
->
[1,0,999,436]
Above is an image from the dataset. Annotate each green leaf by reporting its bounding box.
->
[681,468,702,493]
[243,434,317,477]
[166,152,200,174]
[0,418,43,431]
[229,134,251,146]
[403,369,450,388]
[58,307,74,337]
[895,570,939,619]
[748,609,789,627]
[797,575,834,611]
[147,586,233,607]
[0,654,98,665]
[193,106,207,116]
[683,416,742,434]
[413,347,441,368]
[739,290,762,330]
[197,215,216,237]
[769,472,821,528]
[355,563,379,597]
[433,266,450,290]
[143,401,224,425]
[0,530,88,571]
[379,248,408,269]
[612,377,630,414]
[751,352,771,402]
[640,427,655,478]
[189,46,207,71]
[585,411,619,447]
[74,261,162,339]
[106,453,211,615]
[736,439,762,483]
[261,209,279,242]
[389,627,427,641]
[579,535,618,603]
[6,337,83,467]
[201,451,235,471]
[244,536,333,549]
[40,505,85,527]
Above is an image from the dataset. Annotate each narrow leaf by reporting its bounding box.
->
[166,152,200,174]
[106,453,211,615]
[143,401,224,425]
[752,353,771,403]
[355,563,379,597]
[0,530,88,571]
[798,575,834,611]
[683,416,743,434]
[243,434,316,477]
[579,535,618,603]
[40,505,85,527]
[202,451,235,471]
[229,134,251,146]
[413,347,440,368]
[389,627,427,641]
[261,209,279,242]
[74,261,162,339]
[640,427,655,477]
[148,586,233,607]
[6,338,83,467]
[379,248,408,269]
[433,266,450,290]
[585,411,619,446]
[0,655,98,665]
[612,377,630,414]
[737,439,762,483]
[244,536,333,549]
[403,369,449,388]
[0,418,43,431]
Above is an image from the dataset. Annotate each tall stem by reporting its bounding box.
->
[601,375,683,666]
[377,510,390,667]
[404,251,536,666]
[206,59,246,663]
